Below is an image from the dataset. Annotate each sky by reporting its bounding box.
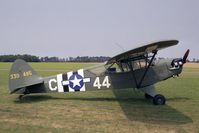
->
[0,0,198,60]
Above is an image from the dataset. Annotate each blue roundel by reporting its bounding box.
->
[69,74,84,90]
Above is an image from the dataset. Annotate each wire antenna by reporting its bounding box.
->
[115,43,125,52]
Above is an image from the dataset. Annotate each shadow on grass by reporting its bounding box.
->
[14,94,140,103]
[14,95,53,103]
[113,89,193,125]
[15,89,192,125]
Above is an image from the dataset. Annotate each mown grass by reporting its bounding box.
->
[0,62,199,133]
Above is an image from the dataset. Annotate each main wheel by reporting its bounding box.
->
[153,94,166,105]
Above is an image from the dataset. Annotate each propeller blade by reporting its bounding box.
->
[183,49,190,63]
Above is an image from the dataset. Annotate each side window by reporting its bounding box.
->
[105,54,153,73]
[131,59,149,70]
[132,61,139,70]
[120,63,130,72]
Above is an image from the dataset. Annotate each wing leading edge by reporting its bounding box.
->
[106,40,179,65]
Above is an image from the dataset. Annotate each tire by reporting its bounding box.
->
[153,94,166,105]
[145,93,152,99]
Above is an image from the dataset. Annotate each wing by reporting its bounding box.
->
[106,40,179,65]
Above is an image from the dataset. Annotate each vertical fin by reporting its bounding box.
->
[8,59,43,94]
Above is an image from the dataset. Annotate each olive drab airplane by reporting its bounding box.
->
[8,40,190,105]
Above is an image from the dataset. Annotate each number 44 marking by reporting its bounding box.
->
[93,76,111,89]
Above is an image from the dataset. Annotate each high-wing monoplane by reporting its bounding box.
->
[8,40,189,105]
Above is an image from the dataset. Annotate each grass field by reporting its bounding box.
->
[0,62,199,133]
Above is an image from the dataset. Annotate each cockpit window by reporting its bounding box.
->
[132,59,149,70]
[105,53,155,73]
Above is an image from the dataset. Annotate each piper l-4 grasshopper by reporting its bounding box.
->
[8,40,189,105]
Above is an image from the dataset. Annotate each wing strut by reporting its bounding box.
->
[137,50,157,88]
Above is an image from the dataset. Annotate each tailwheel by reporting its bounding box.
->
[18,95,25,100]
[153,94,166,105]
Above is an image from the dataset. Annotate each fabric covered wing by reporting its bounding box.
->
[106,40,179,64]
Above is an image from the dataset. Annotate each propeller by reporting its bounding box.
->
[182,49,190,64]
[170,49,190,73]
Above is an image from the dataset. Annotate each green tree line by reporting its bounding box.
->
[0,54,40,62]
[0,54,110,62]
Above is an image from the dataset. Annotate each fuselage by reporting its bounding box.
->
[21,58,183,94]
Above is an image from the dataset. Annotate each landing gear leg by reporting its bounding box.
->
[140,85,166,105]
[145,93,152,99]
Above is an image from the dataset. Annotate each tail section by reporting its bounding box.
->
[9,59,44,94]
